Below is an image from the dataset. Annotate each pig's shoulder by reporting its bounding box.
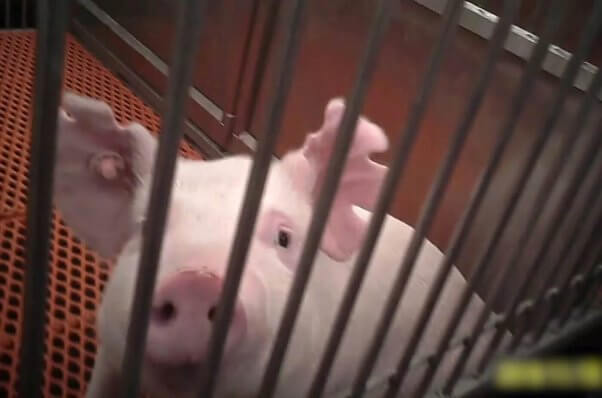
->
[351,206,456,282]
[174,155,254,194]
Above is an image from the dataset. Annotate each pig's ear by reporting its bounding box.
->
[281,97,389,261]
[52,92,158,258]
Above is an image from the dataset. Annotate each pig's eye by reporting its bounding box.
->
[277,229,291,248]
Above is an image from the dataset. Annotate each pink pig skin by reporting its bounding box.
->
[52,92,511,398]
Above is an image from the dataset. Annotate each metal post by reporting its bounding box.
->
[18,1,71,397]
[119,1,209,397]
[195,2,309,397]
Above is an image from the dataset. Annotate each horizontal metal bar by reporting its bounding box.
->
[76,0,224,122]
[18,1,71,397]
[408,1,568,395]
[412,0,602,101]
[69,20,224,160]
[119,1,208,397]
[347,1,465,397]
[195,2,308,397]
[383,2,520,397]
[259,2,393,397]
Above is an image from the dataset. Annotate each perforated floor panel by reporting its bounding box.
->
[0,31,203,397]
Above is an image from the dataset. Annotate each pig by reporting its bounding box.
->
[52,92,511,398]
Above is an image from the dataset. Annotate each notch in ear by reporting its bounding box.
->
[52,91,158,258]
[281,97,389,261]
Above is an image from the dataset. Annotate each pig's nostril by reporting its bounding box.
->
[207,306,216,321]
[154,301,177,324]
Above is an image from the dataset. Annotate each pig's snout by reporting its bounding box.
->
[145,270,246,366]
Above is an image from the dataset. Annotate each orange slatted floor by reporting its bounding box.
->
[0,31,203,397]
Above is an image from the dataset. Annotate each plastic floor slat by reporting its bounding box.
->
[0,31,204,397]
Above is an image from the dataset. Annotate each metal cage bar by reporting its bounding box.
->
[309,1,517,397]
[5,0,10,28]
[382,2,520,397]
[549,208,602,332]
[517,163,602,346]
[257,2,394,397]
[343,1,466,396]
[558,232,602,326]
[238,0,284,144]
[195,1,309,397]
[119,1,209,397]
[379,1,567,396]
[440,52,602,394]
[477,125,602,371]
[415,2,602,394]
[22,0,27,28]
[18,1,71,397]
[575,252,602,320]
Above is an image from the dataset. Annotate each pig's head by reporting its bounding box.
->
[52,92,388,395]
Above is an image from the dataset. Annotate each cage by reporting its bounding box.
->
[0,0,601,397]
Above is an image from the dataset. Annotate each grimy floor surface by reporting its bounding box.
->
[0,30,203,397]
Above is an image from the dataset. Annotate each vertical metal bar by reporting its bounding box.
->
[554,215,602,327]
[256,2,394,397]
[477,122,602,372]
[18,1,71,397]
[5,0,10,28]
[382,2,520,398]
[432,2,602,392]
[440,56,602,394]
[527,201,602,344]
[308,0,473,394]
[576,251,602,318]
[22,0,27,28]
[523,169,602,344]
[347,1,466,397]
[398,1,567,396]
[240,0,283,135]
[119,1,209,397]
[195,2,308,397]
